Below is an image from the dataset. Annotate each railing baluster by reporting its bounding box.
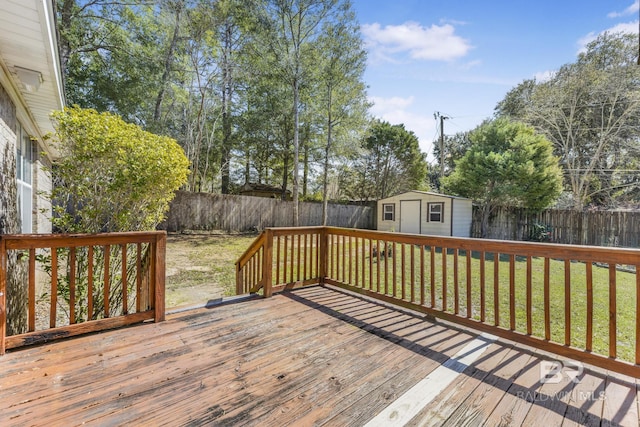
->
[341,235,346,283]
[609,264,617,359]
[509,254,515,331]
[494,252,500,326]
[376,240,381,293]
[369,240,373,289]
[430,246,435,307]
[348,236,353,285]
[0,237,5,355]
[586,261,593,352]
[122,244,128,315]
[442,247,447,311]
[354,236,359,287]
[410,244,415,303]
[28,248,35,332]
[526,255,532,335]
[453,249,459,314]
[276,236,281,285]
[636,263,640,365]
[385,241,390,296]
[480,251,485,323]
[544,257,550,340]
[466,250,472,318]
[303,234,308,281]
[297,234,302,282]
[392,242,397,297]
[401,244,406,300]
[420,245,425,306]
[104,245,110,318]
[50,248,58,328]
[90,245,96,318]
[133,243,142,313]
[70,247,76,324]
[564,259,571,346]
[283,236,289,283]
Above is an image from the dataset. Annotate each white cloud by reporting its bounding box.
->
[361,21,472,63]
[369,96,437,156]
[577,21,638,53]
[608,1,639,18]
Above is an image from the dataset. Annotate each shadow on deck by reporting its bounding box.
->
[1,285,638,426]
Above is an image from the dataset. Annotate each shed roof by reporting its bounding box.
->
[378,190,471,202]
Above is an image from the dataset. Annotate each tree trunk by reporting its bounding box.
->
[153,2,182,123]
[220,20,233,194]
[322,88,333,226]
[292,77,300,226]
[480,204,492,238]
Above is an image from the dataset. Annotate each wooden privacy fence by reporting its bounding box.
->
[473,206,640,247]
[237,226,640,378]
[0,231,166,354]
[163,191,374,232]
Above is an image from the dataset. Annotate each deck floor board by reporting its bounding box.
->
[1,285,639,426]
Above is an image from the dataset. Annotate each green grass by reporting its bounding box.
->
[165,233,257,307]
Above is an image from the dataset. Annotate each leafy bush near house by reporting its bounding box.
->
[50,105,189,233]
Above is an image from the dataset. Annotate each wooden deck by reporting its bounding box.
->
[1,285,639,426]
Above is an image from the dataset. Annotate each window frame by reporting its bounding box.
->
[16,122,33,233]
[427,202,444,223]
[382,203,395,221]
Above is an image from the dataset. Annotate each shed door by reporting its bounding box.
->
[400,200,421,234]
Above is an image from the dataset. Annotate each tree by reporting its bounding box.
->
[259,0,340,225]
[443,118,562,237]
[314,0,368,224]
[495,32,640,209]
[352,120,428,201]
[51,106,189,233]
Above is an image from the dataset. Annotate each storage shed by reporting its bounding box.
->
[377,191,472,237]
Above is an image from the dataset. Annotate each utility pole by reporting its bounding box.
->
[434,112,449,180]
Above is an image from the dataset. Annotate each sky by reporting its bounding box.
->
[350,0,640,162]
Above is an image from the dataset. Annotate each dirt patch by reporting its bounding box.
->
[165,232,258,309]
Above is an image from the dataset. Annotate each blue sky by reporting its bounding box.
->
[351,0,640,161]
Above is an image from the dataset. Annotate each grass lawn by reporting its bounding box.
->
[165,233,258,308]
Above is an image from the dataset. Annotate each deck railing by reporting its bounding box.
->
[236,226,640,378]
[0,231,166,354]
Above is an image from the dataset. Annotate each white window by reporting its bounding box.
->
[428,202,444,223]
[16,123,33,233]
[383,203,395,221]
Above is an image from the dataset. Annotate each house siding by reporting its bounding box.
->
[0,87,19,235]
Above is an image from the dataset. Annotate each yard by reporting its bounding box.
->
[165,232,258,308]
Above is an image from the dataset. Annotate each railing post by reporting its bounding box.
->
[235,261,242,295]
[263,229,273,298]
[319,227,328,284]
[154,232,166,322]
[0,236,5,355]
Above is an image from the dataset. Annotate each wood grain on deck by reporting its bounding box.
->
[1,285,638,426]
